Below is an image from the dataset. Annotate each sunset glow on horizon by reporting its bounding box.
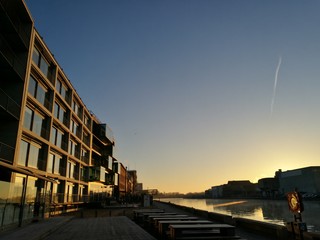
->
[25,0,320,193]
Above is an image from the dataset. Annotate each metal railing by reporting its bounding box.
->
[0,142,15,163]
[0,34,26,79]
[52,193,90,204]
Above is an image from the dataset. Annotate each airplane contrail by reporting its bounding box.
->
[270,56,282,117]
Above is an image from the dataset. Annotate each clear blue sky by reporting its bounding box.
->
[25,0,320,193]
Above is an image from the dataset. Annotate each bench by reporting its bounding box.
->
[158,220,212,236]
[133,209,164,222]
[169,224,236,240]
[145,212,178,221]
[146,214,190,229]
[174,236,243,240]
[155,217,199,229]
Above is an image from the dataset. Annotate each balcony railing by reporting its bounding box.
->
[92,143,101,153]
[0,35,26,79]
[0,0,31,48]
[82,136,90,147]
[81,154,89,165]
[52,193,89,204]
[0,142,15,163]
[0,88,21,120]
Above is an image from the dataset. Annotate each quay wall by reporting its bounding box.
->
[156,200,320,240]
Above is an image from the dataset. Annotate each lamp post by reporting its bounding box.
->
[125,166,127,206]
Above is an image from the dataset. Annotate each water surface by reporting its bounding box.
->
[159,198,320,232]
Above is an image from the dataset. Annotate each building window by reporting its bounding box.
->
[50,126,64,149]
[18,139,42,169]
[47,153,61,174]
[84,114,91,129]
[32,48,50,79]
[56,79,68,101]
[23,107,32,130]
[28,76,49,108]
[69,140,77,157]
[81,148,89,163]
[70,119,80,138]
[82,131,90,146]
[72,100,81,118]
[23,106,46,138]
[67,161,76,179]
[54,102,67,125]
[80,167,87,182]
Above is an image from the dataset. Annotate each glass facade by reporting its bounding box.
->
[0,2,123,230]
[47,153,61,175]
[32,48,50,79]
[18,140,41,169]
[23,107,45,138]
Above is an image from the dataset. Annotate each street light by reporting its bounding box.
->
[125,166,127,206]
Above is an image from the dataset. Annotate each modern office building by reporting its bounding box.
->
[0,0,139,228]
[276,166,320,196]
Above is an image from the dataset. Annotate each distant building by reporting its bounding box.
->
[211,185,224,198]
[135,183,143,193]
[276,166,320,196]
[208,181,259,199]
[258,177,279,198]
[206,166,320,199]
[128,170,138,194]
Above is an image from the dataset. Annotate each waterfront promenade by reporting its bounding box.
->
[0,211,156,240]
[0,204,276,240]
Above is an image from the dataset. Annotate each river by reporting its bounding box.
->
[158,198,320,232]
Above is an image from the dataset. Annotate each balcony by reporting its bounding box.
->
[99,124,114,144]
[0,88,20,120]
[88,166,105,183]
[0,34,27,80]
[81,153,89,165]
[0,0,32,50]
[0,142,14,163]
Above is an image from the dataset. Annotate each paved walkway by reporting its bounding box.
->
[0,216,156,240]
[0,216,73,240]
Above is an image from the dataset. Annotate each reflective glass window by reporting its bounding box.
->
[47,153,54,173]
[40,58,49,78]
[56,130,63,148]
[33,113,43,136]
[32,48,40,65]
[23,107,32,130]
[54,155,61,174]
[36,83,46,106]
[50,127,57,145]
[28,144,40,168]
[28,76,36,97]
[18,140,28,166]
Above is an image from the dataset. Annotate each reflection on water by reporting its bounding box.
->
[159,198,320,232]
